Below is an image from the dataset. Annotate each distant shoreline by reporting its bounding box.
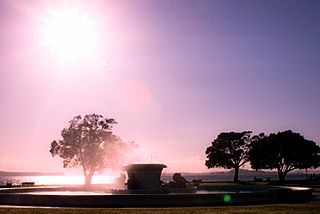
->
[163,169,320,176]
[0,171,64,176]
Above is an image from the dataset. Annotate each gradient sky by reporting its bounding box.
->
[0,0,320,173]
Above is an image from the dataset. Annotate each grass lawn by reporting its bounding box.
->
[198,182,269,187]
[1,204,320,214]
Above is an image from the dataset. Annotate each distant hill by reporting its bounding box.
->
[162,170,264,176]
[220,169,271,175]
[0,171,64,176]
[168,169,319,176]
[163,169,270,176]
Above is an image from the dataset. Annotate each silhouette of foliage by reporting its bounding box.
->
[205,131,252,182]
[249,130,320,182]
[50,114,124,186]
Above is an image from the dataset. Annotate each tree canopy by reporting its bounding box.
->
[248,130,320,182]
[50,114,130,186]
[205,131,252,182]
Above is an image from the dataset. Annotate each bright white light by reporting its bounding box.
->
[43,7,99,61]
[17,175,116,185]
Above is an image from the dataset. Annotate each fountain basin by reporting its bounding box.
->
[0,164,313,207]
[0,185,313,207]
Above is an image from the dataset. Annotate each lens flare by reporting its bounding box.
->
[223,194,232,203]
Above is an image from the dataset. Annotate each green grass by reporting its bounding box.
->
[313,188,320,192]
[199,182,241,187]
[1,204,320,214]
[198,181,269,187]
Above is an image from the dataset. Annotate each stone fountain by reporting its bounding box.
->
[114,163,167,194]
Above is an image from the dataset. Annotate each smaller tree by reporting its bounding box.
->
[205,131,252,182]
[249,130,320,182]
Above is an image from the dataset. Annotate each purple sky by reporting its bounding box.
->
[0,0,320,173]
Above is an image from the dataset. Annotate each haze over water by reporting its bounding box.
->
[0,0,320,174]
[0,171,310,186]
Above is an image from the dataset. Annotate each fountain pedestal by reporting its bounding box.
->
[125,163,166,191]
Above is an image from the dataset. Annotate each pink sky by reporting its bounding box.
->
[1,0,320,174]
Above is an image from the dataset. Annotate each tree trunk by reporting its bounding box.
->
[305,168,308,180]
[85,174,93,186]
[278,171,286,183]
[233,167,239,182]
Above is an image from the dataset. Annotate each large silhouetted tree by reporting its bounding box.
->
[50,114,125,186]
[205,131,252,182]
[248,130,320,182]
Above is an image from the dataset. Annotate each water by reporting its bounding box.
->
[22,191,110,195]
[0,172,309,186]
[0,175,116,186]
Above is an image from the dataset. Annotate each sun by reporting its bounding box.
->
[43,7,98,61]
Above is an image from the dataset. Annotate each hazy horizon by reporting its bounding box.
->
[1,0,320,174]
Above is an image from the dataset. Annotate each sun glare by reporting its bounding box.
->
[43,7,98,61]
